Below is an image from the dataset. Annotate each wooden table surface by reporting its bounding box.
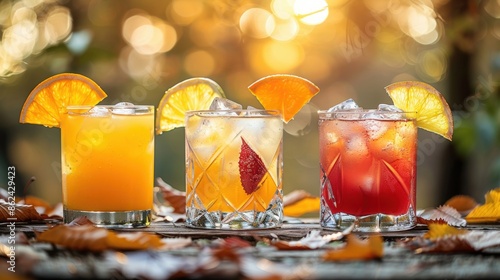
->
[1,218,500,279]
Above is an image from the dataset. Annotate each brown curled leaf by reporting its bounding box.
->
[444,195,478,215]
[0,201,43,222]
[36,224,163,252]
[408,223,500,253]
[155,177,186,214]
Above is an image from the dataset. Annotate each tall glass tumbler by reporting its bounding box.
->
[61,105,154,228]
[185,109,283,229]
[319,110,418,232]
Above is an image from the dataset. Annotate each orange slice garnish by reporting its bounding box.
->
[19,73,107,128]
[155,77,225,134]
[248,74,320,123]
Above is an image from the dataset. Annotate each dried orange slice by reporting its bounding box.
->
[155,77,225,134]
[385,81,453,141]
[248,74,320,123]
[19,73,107,128]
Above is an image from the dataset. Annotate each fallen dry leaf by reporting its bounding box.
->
[466,188,500,223]
[465,203,500,223]
[45,202,63,219]
[160,237,192,250]
[36,224,163,252]
[36,224,108,251]
[485,188,500,203]
[207,236,253,265]
[322,234,384,261]
[0,201,43,222]
[417,205,467,227]
[67,216,97,226]
[283,190,320,217]
[444,195,478,215]
[271,226,353,250]
[406,223,500,253]
[221,236,253,249]
[423,223,468,240]
[155,177,186,214]
[107,232,164,251]
[17,195,53,214]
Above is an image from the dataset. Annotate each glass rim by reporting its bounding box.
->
[186,109,281,116]
[65,104,154,116]
[66,105,154,109]
[318,109,417,120]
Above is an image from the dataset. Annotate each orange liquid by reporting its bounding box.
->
[61,108,154,211]
[319,117,417,216]
[185,114,282,213]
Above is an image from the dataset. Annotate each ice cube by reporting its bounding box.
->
[88,106,111,117]
[362,104,404,120]
[111,102,135,115]
[360,176,374,193]
[378,104,403,112]
[345,135,368,156]
[326,99,363,119]
[115,102,135,106]
[327,98,362,112]
[209,97,242,110]
[365,119,388,139]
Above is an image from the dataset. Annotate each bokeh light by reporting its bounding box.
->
[293,0,328,25]
[184,50,216,76]
[240,8,275,39]
[0,0,476,81]
[168,0,204,26]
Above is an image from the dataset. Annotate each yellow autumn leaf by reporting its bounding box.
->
[484,188,500,204]
[283,190,320,217]
[466,203,500,223]
[466,188,500,223]
[322,234,383,261]
[284,197,320,217]
[423,223,468,240]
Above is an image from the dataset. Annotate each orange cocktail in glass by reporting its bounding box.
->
[155,75,319,230]
[185,109,283,229]
[61,104,154,228]
[319,105,418,232]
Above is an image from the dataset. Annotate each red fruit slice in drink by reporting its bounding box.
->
[239,137,267,195]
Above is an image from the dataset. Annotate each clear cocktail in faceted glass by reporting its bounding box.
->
[319,102,418,232]
[185,109,283,229]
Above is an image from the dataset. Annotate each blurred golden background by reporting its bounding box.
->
[1,0,499,210]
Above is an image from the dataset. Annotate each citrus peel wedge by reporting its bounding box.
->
[248,74,320,123]
[385,81,453,141]
[155,77,225,134]
[19,73,107,128]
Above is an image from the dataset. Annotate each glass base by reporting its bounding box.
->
[185,208,283,230]
[63,208,151,228]
[320,206,416,232]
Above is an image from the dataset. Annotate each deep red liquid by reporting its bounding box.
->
[320,118,417,216]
